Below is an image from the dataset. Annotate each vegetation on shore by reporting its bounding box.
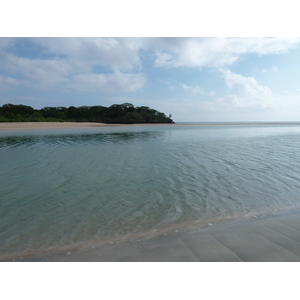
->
[0,103,174,124]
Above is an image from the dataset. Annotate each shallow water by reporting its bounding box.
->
[1,124,300,254]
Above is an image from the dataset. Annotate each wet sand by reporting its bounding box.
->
[2,209,300,262]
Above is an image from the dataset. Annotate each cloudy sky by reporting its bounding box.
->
[1,37,300,122]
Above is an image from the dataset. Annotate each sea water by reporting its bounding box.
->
[1,124,300,255]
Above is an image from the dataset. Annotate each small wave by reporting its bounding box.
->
[1,124,300,253]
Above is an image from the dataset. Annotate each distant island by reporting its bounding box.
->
[0,103,174,124]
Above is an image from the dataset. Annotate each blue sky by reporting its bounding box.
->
[1,37,300,122]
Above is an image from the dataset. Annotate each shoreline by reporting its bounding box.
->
[0,122,118,131]
[0,122,177,131]
[1,121,300,132]
[2,208,300,262]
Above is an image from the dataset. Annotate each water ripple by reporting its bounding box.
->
[1,124,300,253]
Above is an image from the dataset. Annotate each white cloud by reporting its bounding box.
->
[2,38,299,77]
[241,38,300,55]
[29,37,144,71]
[154,51,175,68]
[163,80,204,95]
[254,65,279,73]
[221,70,273,108]
[0,38,149,94]
[180,83,203,95]
[2,53,75,89]
[0,74,25,91]
[1,50,146,93]
[0,38,17,50]
[270,65,279,73]
[69,72,146,94]
[151,37,300,69]
[153,38,240,68]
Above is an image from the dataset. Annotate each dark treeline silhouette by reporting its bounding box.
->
[0,103,174,124]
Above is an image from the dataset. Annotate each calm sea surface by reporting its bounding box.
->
[1,124,300,254]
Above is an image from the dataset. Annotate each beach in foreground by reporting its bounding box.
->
[2,209,300,262]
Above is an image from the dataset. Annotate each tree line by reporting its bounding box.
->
[0,103,174,124]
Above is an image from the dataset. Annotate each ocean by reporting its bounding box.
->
[1,123,300,255]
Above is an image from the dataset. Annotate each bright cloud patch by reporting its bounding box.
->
[181,84,203,95]
[0,75,24,91]
[152,37,300,69]
[70,72,146,94]
[29,37,143,71]
[270,65,279,73]
[164,80,204,96]
[221,70,273,108]
[254,65,279,73]
[2,54,73,89]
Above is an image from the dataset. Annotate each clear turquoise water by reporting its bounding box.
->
[1,124,300,254]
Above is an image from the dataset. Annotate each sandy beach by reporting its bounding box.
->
[2,209,300,262]
[0,122,115,131]
[1,122,300,132]
[0,122,178,131]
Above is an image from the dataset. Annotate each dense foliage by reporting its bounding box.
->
[0,103,174,124]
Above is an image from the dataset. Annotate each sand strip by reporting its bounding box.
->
[0,122,177,131]
[3,209,300,262]
[0,122,117,131]
[2,122,300,132]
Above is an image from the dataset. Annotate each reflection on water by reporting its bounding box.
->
[0,130,164,149]
[1,124,300,254]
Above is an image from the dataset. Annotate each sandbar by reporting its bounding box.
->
[0,122,116,131]
[2,122,300,132]
[0,122,177,131]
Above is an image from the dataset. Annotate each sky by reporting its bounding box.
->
[1,37,300,122]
